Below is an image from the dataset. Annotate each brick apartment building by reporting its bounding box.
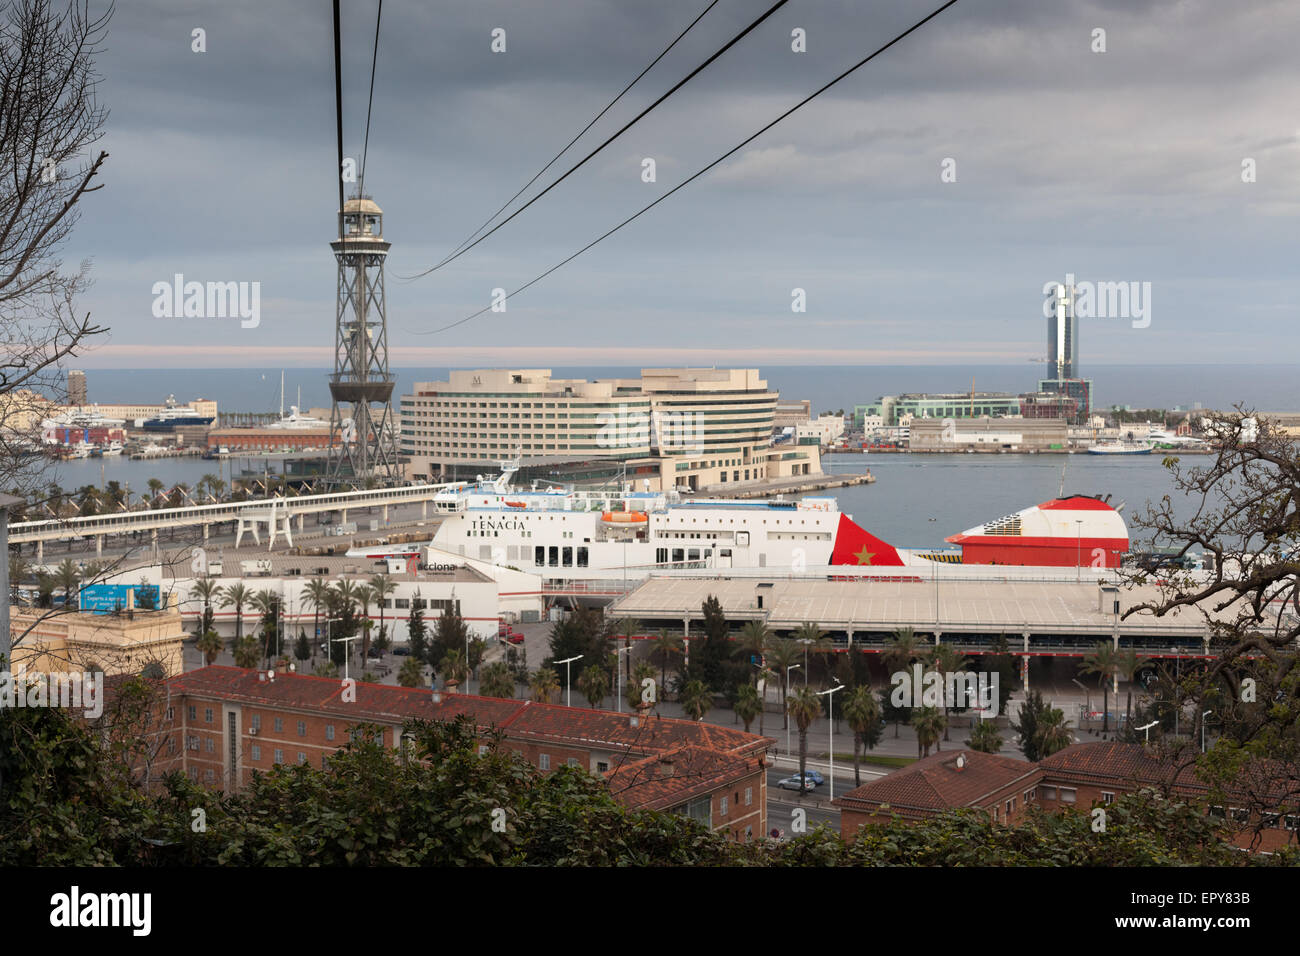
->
[834,742,1300,853]
[606,745,766,842]
[833,750,1042,829]
[139,666,770,839]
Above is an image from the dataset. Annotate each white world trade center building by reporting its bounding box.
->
[399,368,820,492]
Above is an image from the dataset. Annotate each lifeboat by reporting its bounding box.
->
[504,501,527,509]
[600,511,648,524]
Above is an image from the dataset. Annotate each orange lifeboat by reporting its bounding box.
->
[600,510,648,523]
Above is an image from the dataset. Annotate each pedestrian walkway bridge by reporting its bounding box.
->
[9,481,462,559]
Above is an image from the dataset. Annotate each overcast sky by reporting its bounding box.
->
[59,0,1299,368]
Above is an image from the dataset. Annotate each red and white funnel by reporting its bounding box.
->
[945,495,1129,567]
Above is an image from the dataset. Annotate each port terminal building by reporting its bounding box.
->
[604,571,1258,676]
[399,368,821,492]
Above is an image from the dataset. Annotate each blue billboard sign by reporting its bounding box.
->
[79,584,161,613]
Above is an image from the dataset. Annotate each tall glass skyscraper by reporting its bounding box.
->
[1047,285,1077,380]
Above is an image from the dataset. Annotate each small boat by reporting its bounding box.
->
[504,500,527,509]
[1087,441,1154,455]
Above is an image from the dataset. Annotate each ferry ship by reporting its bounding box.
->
[347,461,1130,577]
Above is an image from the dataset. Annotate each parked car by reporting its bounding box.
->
[507,633,525,645]
[793,770,824,786]
[776,775,816,792]
[366,647,384,659]
[392,646,411,657]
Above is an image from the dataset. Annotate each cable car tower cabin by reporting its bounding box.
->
[325,196,399,487]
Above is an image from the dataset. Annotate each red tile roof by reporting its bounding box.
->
[605,745,762,812]
[165,666,772,759]
[833,750,1039,815]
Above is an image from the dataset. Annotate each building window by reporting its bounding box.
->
[273,717,283,733]
[567,757,578,767]
[250,714,261,731]
[1059,788,1077,804]
[297,721,306,737]
[685,796,711,826]
[251,745,261,761]
[165,706,174,721]
[187,735,199,751]
[596,760,609,773]
[720,796,728,817]
[478,745,488,757]
[1041,786,1057,800]
[326,724,335,741]
[204,737,215,753]
[187,705,196,720]
[204,768,215,783]
[274,749,284,765]
[1101,791,1114,805]
[204,708,213,723]
[298,752,308,766]
[539,754,550,771]
[745,786,753,806]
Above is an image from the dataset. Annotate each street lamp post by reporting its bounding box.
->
[1136,720,1158,745]
[1075,519,1083,583]
[1202,709,1212,753]
[615,645,632,712]
[817,682,845,798]
[785,663,802,755]
[556,654,583,708]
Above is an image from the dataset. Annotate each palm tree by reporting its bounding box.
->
[791,622,832,686]
[883,626,922,736]
[196,629,224,666]
[232,635,261,669]
[331,578,360,668]
[54,559,81,609]
[965,720,1004,754]
[734,682,761,732]
[529,666,560,704]
[630,660,658,710]
[442,649,468,691]
[1035,707,1074,758]
[1079,641,1119,735]
[368,573,396,650]
[649,629,684,697]
[737,621,770,682]
[480,661,515,699]
[189,578,223,637]
[249,590,281,662]
[8,554,29,606]
[883,626,921,675]
[680,679,713,722]
[1115,647,1150,732]
[926,642,968,742]
[146,477,165,507]
[301,577,331,649]
[200,473,221,503]
[764,636,802,730]
[221,582,251,644]
[843,685,881,786]
[786,686,823,785]
[911,706,946,758]
[354,583,377,663]
[578,665,609,709]
[612,617,641,689]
